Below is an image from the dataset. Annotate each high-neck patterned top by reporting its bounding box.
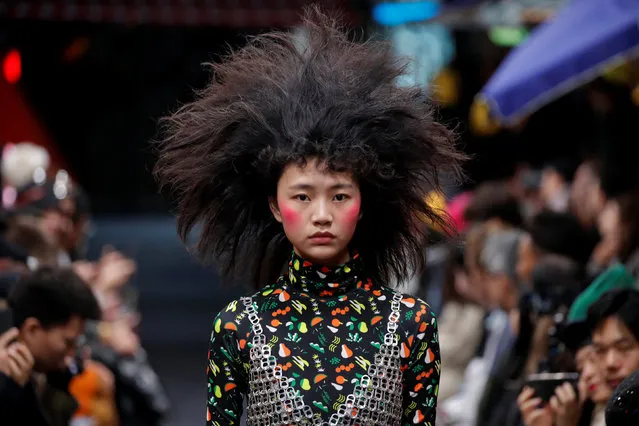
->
[206,252,440,426]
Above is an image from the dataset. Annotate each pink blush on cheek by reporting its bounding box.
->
[342,200,361,226]
[279,205,300,229]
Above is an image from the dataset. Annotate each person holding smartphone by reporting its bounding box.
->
[518,343,611,426]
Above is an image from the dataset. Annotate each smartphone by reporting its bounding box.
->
[525,372,580,402]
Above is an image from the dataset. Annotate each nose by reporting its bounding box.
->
[581,364,594,382]
[311,199,332,226]
[605,350,621,372]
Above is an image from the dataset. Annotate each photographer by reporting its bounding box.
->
[518,333,611,426]
[482,254,582,426]
[0,267,101,426]
[588,288,639,392]
[518,263,636,426]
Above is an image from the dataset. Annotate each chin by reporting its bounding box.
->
[593,388,612,405]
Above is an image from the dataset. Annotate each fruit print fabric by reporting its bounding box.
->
[206,251,441,425]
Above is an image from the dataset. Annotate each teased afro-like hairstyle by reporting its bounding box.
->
[154,8,465,287]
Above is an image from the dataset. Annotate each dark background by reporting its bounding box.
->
[5,21,264,213]
[3,19,601,216]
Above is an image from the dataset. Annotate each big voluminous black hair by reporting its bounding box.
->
[154,7,465,288]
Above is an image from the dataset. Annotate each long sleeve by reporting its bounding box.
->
[0,372,23,407]
[402,301,441,426]
[206,309,248,426]
[0,374,50,426]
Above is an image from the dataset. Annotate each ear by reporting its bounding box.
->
[21,317,42,339]
[269,196,282,223]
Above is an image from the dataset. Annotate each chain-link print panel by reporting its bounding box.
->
[241,292,404,426]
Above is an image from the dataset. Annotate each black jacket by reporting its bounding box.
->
[0,373,50,426]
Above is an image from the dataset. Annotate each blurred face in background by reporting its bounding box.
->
[571,162,604,227]
[576,345,612,405]
[540,168,564,205]
[462,254,490,308]
[596,199,622,264]
[592,316,639,391]
[21,315,85,372]
[463,227,491,307]
[598,200,620,243]
[516,234,538,283]
[484,273,517,311]
[40,209,73,249]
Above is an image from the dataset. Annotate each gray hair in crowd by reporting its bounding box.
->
[480,229,524,281]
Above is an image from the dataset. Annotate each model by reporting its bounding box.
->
[154,7,464,426]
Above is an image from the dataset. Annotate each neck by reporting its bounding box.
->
[286,250,369,297]
[294,248,351,268]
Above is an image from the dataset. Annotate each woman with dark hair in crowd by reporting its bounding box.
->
[437,244,485,402]
[517,210,595,285]
[154,8,464,426]
[597,191,639,278]
[464,181,524,229]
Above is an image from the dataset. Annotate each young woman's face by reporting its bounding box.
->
[576,345,612,405]
[270,159,361,266]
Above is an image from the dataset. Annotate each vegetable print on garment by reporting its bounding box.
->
[206,252,440,425]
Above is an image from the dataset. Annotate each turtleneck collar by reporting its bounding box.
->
[286,250,368,297]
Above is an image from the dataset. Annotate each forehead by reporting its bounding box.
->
[278,159,357,187]
[576,345,593,362]
[593,316,636,343]
[50,315,84,337]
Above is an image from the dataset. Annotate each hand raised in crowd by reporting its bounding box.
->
[99,320,140,357]
[549,382,582,426]
[72,260,98,285]
[95,249,137,292]
[0,328,34,387]
[517,386,552,426]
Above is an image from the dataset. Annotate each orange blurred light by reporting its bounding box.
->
[3,49,22,84]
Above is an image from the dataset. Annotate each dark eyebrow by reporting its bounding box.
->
[331,183,355,190]
[288,183,355,191]
[593,337,634,347]
[289,184,314,191]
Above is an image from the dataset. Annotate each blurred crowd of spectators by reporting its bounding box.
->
[0,142,169,426]
[425,156,639,426]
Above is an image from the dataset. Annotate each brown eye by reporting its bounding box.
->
[295,194,310,202]
[334,194,348,202]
